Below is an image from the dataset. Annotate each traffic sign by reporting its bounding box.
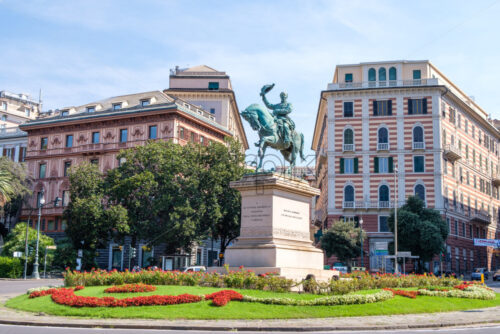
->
[398,251,411,257]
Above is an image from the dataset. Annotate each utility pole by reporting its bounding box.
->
[394,168,399,275]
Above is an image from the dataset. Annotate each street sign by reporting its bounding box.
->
[375,249,389,256]
[46,245,57,250]
[375,242,388,250]
[13,251,23,258]
[77,249,83,257]
[398,251,411,257]
[473,239,500,248]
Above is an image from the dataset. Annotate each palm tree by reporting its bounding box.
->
[0,169,14,206]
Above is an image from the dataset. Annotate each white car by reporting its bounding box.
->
[182,266,206,273]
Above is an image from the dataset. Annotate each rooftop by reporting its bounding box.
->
[169,65,228,77]
[0,91,41,105]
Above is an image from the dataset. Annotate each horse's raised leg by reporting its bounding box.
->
[257,142,268,171]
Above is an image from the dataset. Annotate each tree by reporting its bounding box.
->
[63,163,129,269]
[320,220,365,269]
[388,196,448,272]
[1,222,55,273]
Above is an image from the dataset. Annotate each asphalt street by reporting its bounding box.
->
[1,324,500,334]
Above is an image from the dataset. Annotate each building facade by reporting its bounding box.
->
[312,60,500,274]
[19,66,248,270]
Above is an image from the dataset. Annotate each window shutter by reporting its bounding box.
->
[423,98,427,114]
[354,157,359,174]
[408,99,413,114]
[374,157,379,173]
[389,157,394,173]
[388,100,393,115]
[340,158,344,174]
[373,101,378,116]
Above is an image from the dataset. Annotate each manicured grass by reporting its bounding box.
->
[5,285,500,320]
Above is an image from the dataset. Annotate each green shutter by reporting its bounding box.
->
[389,157,394,173]
[388,100,393,115]
[340,158,344,174]
[373,101,378,116]
[354,157,359,174]
[374,157,379,173]
[408,99,413,114]
[423,98,427,114]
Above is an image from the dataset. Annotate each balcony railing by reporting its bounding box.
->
[377,143,389,151]
[329,78,439,90]
[378,201,390,209]
[443,144,462,161]
[343,144,355,152]
[492,173,500,187]
[343,201,355,209]
[470,211,491,224]
[413,142,425,150]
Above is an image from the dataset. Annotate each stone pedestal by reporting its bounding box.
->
[218,172,337,281]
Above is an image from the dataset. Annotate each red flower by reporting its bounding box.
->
[104,284,156,293]
[205,290,243,306]
[383,288,418,299]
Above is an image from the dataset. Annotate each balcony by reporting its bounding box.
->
[377,143,389,151]
[378,201,390,209]
[443,144,462,162]
[328,78,440,90]
[343,144,355,152]
[492,173,500,187]
[343,201,355,209]
[413,142,425,150]
[470,211,491,224]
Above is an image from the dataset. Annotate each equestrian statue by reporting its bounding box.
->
[241,83,305,173]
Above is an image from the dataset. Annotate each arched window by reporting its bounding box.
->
[413,126,423,143]
[379,185,389,207]
[414,184,425,201]
[368,68,376,81]
[378,127,388,144]
[389,67,397,81]
[378,67,386,81]
[344,185,354,202]
[344,128,353,145]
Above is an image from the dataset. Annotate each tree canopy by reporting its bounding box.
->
[388,196,448,266]
[320,220,365,269]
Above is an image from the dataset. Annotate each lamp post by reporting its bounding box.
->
[359,217,364,268]
[394,167,399,275]
[32,189,45,279]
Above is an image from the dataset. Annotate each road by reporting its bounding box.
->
[1,324,500,334]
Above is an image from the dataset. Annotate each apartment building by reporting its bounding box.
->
[19,66,248,270]
[312,60,500,274]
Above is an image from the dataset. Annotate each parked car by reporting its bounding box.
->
[182,266,206,273]
[493,269,500,281]
[471,268,489,280]
[332,263,348,274]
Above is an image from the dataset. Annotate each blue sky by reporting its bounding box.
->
[1,0,500,162]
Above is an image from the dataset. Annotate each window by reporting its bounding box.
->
[343,128,353,145]
[39,163,46,178]
[465,145,469,160]
[413,126,423,143]
[200,136,205,145]
[47,220,55,231]
[339,157,359,174]
[90,159,99,165]
[1,115,6,121]
[64,161,71,177]
[25,108,31,117]
[378,67,386,81]
[118,157,126,167]
[464,119,468,133]
[62,191,70,206]
[210,108,215,114]
[179,127,185,139]
[379,185,389,206]
[113,103,122,111]
[454,220,458,235]
[86,106,95,113]
[40,137,48,150]
[472,125,475,138]
[61,110,69,116]
[65,134,73,148]
[408,98,427,114]
[148,125,157,139]
[344,185,354,203]
[413,156,424,172]
[141,99,150,107]
[368,68,376,82]
[208,82,219,90]
[374,157,393,173]
[0,101,6,110]
[379,216,389,232]
[462,222,466,237]
[345,73,353,82]
[343,102,353,117]
[413,70,421,79]
[190,132,196,142]
[389,67,397,81]
[378,127,388,144]
[92,132,100,144]
[415,184,425,201]
[120,129,128,143]
[373,100,392,116]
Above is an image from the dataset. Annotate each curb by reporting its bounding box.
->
[0,317,498,331]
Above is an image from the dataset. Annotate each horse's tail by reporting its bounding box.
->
[299,133,306,161]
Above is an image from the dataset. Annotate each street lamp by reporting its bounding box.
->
[359,217,364,268]
[394,167,399,275]
[32,189,45,279]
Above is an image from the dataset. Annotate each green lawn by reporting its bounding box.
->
[5,285,500,320]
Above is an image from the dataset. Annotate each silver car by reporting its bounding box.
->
[471,268,488,280]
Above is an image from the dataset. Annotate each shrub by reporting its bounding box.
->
[104,284,156,293]
[0,256,22,278]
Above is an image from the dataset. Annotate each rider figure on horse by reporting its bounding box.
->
[260,84,295,147]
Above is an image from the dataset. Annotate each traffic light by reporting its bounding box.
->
[130,246,137,258]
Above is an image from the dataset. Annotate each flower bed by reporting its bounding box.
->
[104,284,156,293]
[205,290,243,306]
[418,285,495,300]
[383,288,418,299]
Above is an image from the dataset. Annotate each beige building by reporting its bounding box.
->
[312,60,500,273]
[0,91,41,129]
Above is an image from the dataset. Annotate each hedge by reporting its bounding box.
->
[0,257,23,278]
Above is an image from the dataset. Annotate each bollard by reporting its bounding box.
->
[481,273,484,285]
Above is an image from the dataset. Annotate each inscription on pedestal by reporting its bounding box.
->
[242,204,271,223]
[281,208,303,221]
